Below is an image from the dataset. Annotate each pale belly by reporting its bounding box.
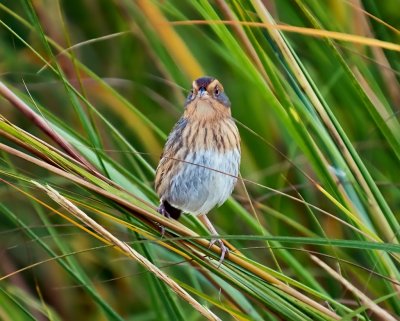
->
[166,149,240,215]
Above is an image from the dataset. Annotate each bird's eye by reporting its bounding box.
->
[214,86,220,96]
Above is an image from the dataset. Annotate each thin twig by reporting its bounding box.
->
[169,20,400,52]
[311,255,398,321]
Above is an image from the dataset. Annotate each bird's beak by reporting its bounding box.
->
[197,87,208,98]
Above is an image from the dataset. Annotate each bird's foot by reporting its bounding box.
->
[209,238,229,266]
[157,204,171,237]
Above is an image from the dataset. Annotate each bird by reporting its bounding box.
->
[154,76,241,263]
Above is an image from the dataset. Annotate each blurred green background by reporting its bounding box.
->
[1,1,400,320]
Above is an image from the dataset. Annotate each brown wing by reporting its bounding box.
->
[155,117,188,198]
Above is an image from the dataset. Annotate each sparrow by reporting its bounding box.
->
[155,76,241,263]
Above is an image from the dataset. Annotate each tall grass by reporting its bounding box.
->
[1,1,400,320]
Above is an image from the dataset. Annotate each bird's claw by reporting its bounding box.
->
[209,238,229,266]
[157,205,170,237]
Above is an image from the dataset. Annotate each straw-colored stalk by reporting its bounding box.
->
[33,181,222,321]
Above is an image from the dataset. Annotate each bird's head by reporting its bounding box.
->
[184,76,231,119]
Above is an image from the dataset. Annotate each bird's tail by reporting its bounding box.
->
[162,200,182,220]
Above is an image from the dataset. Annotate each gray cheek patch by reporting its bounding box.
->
[217,93,231,108]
